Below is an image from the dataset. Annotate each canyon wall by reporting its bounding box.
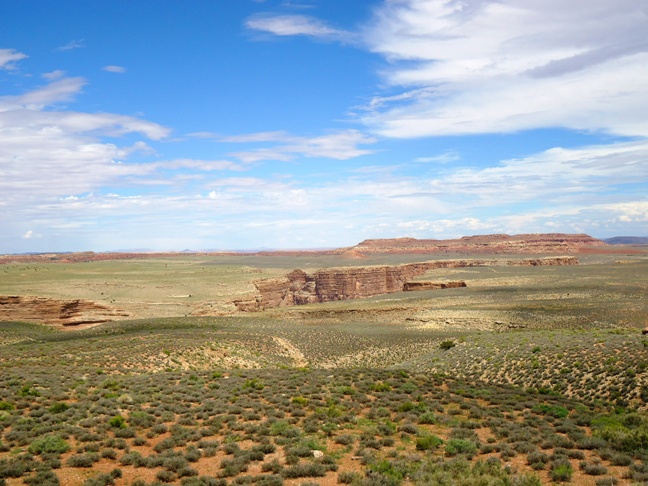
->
[234,256,578,311]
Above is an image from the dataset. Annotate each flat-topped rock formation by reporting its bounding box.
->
[234,256,578,311]
[339,233,605,255]
[0,296,128,328]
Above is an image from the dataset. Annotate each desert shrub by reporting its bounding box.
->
[164,455,189,472]
[254,475,284,486]
[132,436,147,446]
[108,415,126,429]
[533,404,569,418]
[28,435,70,455]
[129,411,155,428]
[82,473,114,486]
[152,423,168,434]
[178,466,199,478]
[549,458,573,482]
[156,469,177,483]
[67,453,99,468]
[219,457,250,477]
[338,471,361,484]
[180,477,227,486]
[282,462,327,478]
[416,434,443,451]
[114,427,136,438]
[581,462,608,476]
[445,439,478,457]
[334,434,354,446]
[608,451,632,466]
[48,402,69,414]
[24,469,60,486]
[418,412,437,424]
[440,340,456,350]
[0,402,14,411]
[261,459,283,474]
[101,448,117,459]
[526,451,549,468]
[594,478,618,486]
[398,422,418,435]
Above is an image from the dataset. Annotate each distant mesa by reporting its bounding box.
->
[337,233,605,256]
[603,236,648,245]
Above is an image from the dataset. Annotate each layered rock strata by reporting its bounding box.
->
[234,256,578,311]
[0,296,128,327]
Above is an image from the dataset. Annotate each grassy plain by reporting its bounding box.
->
[1,249,648,485]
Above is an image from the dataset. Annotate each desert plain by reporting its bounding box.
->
[1,234,648,485]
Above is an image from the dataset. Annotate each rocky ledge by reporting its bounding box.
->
[233,256,578,312]
[0,296,128,328]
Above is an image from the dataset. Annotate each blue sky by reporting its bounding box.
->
[1,0,647,252]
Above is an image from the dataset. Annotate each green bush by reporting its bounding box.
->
[48,403,69,414]
[28,435,70,455]
[445,439,478,456]
[440,340,456,350]
[550,459,573,482]
[108,415,126,429]
[416,434,443,451]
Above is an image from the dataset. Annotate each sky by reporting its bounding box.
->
[1,0,647,252]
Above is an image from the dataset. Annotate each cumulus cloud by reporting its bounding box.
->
[360,0,648,138]
[246,14,357,43]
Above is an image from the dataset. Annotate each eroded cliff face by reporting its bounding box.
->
[0,296,128,328]
[233,256,578,311]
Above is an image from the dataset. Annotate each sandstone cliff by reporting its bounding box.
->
[233,256,578,311]
[0,296,128,328]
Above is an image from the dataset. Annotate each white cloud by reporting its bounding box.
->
[0,77,87,110]
[0,48,27,70]
[42,70,66,80]
[246,14,357,43]
[103,65,126,73]
[57,39,84,51]
[227,129,376,163]
[361,0,648,138]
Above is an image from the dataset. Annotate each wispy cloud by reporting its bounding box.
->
[225,129,376,163]
[246,14,357,43]
[102,65,126,73]
[0,48,27,70]
[57,39,84,51]
[359,0,648,138]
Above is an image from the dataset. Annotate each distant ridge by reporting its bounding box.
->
[603,236,648,245]
[0,233,614,264]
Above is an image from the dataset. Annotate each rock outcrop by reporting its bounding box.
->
[234,256,578,311]
[403,281,467,291]
[0,296,128,327]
